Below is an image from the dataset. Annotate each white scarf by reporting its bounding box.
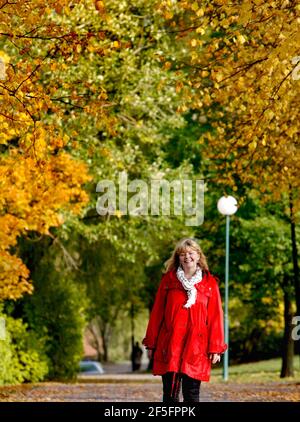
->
[176,265,203,308]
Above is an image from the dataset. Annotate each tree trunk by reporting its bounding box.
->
[102,336,108,362]
[88,323,103,361]
[289,184,300,317]
[100,323,110,362]
[280,283,294,378]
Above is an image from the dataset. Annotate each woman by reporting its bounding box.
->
[143,238,227,402]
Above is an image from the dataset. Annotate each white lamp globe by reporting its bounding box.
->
[217,196,238,216]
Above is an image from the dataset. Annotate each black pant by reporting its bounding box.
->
[162,372,201,402]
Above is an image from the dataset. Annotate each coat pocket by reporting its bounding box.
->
[185,326,208,364]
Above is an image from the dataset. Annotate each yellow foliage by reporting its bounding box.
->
[174,0,300,205]
[261,297,273,305]
[0,50,10,64]
[0,1,97,300]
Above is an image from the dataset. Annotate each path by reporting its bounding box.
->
[0,380,300,402]
[0,362,299,402]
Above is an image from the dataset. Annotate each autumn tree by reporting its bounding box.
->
[0,1,112,300]
[168,0,300,313]
[54,0,196,360]
[149,0,300,376]
[0,0,197,363]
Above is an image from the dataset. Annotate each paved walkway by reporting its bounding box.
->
[1,380,300,402]
[0,362,299,402]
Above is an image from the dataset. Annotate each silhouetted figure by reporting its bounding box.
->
[131,342,143,371]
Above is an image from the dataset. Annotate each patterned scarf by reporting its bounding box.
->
[176,265,203,308]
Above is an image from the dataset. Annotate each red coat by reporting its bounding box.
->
[143,269,227,381]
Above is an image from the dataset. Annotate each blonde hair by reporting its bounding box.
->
[164,238,209,273]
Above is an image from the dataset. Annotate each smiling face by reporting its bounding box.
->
[178,247,200,275]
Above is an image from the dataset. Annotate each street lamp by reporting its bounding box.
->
[217,195,238,381]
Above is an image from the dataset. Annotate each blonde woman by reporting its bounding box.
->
[143,238,227,402]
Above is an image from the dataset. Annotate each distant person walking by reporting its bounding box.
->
[143,238,227,402]
[131,341,143,371]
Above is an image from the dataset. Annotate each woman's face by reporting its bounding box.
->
[178,247,200,272]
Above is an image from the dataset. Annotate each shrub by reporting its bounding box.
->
[0,307,48,385]
[24,276,88,380]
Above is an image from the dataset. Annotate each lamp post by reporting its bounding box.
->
[217,195,238,381]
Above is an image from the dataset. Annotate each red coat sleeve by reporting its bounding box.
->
[142,273,168,350]
[207,276,227,354]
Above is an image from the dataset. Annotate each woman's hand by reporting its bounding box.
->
[208,353,221,364]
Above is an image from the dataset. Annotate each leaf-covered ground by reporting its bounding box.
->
[0,381,299,402]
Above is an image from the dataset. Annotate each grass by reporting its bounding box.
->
[211,356,300,383]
